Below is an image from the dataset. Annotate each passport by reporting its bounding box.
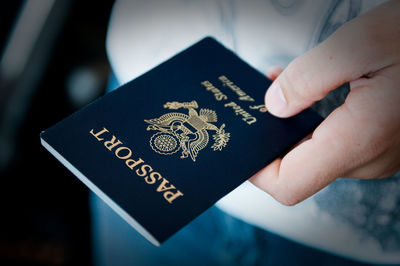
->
[40,37,323,246]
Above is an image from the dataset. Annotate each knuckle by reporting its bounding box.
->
[270,189,300,206]
[282,60,317,104]
[278,196,299,206]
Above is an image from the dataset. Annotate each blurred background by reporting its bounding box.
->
[0,1,115,265]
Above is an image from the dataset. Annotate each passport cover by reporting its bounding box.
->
[40,37,323,246]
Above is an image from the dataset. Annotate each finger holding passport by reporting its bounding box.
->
[253,0,400,206]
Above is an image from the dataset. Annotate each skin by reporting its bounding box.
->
[249,0,400,206]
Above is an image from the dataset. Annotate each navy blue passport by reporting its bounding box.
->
[41,37,322,246]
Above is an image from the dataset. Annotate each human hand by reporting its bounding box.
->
[250,0,400,206]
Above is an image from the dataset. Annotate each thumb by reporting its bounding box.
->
[264,10,384,118]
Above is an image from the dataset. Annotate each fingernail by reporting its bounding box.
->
[266,81,287,115]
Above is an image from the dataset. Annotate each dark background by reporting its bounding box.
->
[0,1,115,265]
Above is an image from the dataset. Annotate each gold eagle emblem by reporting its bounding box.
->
[144,100,230,162]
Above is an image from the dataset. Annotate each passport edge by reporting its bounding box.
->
[40,137,161,247]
